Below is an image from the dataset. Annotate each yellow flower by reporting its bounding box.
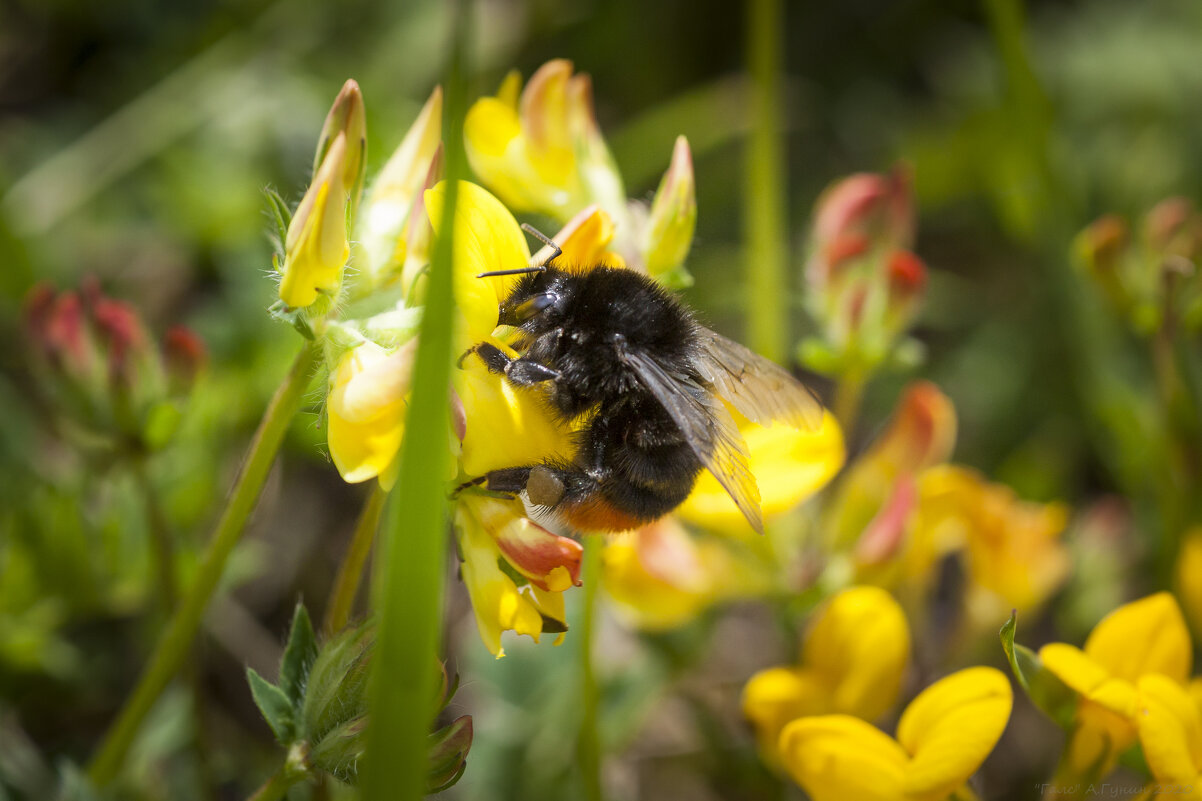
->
[1177,527,1202,639]
[1135,674,1202,799]
[326,338,417,487]
[677,409,845,535]
[279,131,351,309]
[425,180,532,345]
[455,495,580,657]
[911,465,1070,628]
[1039,593,1193,779]
[359,87,443,292]
[779,667,1012,801]
[537,204,624,269]
[463,60,625,223]
[602,517,770,631]
[826,381,957,552]
[743,586,910,762]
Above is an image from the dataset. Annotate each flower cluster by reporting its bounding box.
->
[23,279,205,455]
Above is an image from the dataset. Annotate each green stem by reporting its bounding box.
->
[321,484,387,636]
[578,535,604,801]
[745,0,788,363]
[832,368,866,435]
[133,458,177,613]
[88,342,319,786]
[245,767,299,801]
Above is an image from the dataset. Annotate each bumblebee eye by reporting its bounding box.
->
[501,292,559,325]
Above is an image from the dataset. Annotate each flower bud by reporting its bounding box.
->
[314,79,367,223]
[162,325,207,397]
[360,87,443,291]
[279,132,351,309]
[642,136,697,284]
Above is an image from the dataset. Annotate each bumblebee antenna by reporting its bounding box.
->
[476,265,547,278]
[522,223,563,266]
[475,224,563,278]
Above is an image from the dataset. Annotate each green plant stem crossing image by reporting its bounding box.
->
[3,1,1202,800]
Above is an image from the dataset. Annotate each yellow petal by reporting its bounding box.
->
[1040,643,1138,718]
[1136,674,1202,786]
[456,501,545,658]
[742,667,830,762]
[533,204,621,268]
[326,342,407,485]
[1085,593,1192,685]
[425,180,531,342]
[677,410,844,534]
[778,715,908,801]
[802,586,910,722]
[280,134,350,308]
[896,667,1012,801]
[454,344,573,476]
[600,523,714,631]
[1176,528,1202,640]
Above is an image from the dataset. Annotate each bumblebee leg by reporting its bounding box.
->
[481,466,533,494]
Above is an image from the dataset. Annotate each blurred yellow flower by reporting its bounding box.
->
[742,586,910,762]
[778,667,1012,801]
[279,132,351,309]
[326,338,417,487]
[1039,593,1193,780]
[359,87,443,292]
[678,409,845,535]
[455,495,580,658]
[601,517,770,631]
[910,465,1070,628]
[826,381,956,552]
[1135,674,1202,799]
[1177,527,1202,639]
[463,60,625,223]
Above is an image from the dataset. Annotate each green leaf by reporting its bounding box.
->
[280,602,318,709]
[999,611,1077,729]
[247,667,295,744]
[263,187,293,252]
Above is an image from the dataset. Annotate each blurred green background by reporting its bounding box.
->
[2,0,1200,799]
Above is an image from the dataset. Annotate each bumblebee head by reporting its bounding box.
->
[493,267,573,328]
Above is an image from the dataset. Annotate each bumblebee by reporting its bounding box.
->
[460,229,822,534]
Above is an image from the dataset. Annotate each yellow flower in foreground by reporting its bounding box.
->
[280,132,351,309]
[743,586,910,762]
[677,409,845,535]
[602,517,770,631]
[425,180,531,344]
[326,338,417,487]
[911,465,1070,628]
[463,59,625,222]
[779,667,1012,801]
[1136,674,1202,798]
[455,495,581,657]
[1039,593,1193,779]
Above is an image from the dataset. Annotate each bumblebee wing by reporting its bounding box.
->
[619,344,764,533]
[693,328,824,431]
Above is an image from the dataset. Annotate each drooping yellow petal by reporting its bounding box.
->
[1039,643,1138,718]
[803,586,911,722]
[455,500,546,658]
[1084,593,1192,686]
[677,409,844,534]
[778,715,908,801]
[425,180,531,343]
[895,667,1012,801]
[742,667,830,762]
[1136,674,1202,787]
[326,340,413,486]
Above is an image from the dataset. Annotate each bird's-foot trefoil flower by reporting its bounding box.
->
[778,666,1012,801]
[1033,593,1193,784]
[1135,674,1202,799]
[743,586,911,764]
